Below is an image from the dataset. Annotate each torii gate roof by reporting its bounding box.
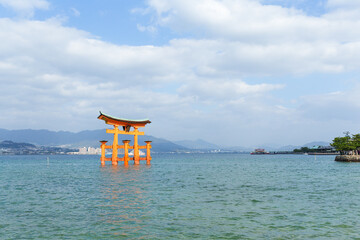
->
[98,111,151,127]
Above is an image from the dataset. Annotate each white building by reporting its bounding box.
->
[76,147,101,155]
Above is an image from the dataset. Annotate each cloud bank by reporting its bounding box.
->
[1,0,360,146]
[0,0,49,17]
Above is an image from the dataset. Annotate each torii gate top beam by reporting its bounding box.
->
[98,111,151,128]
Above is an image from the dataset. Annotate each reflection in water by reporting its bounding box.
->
[98,165,153,238]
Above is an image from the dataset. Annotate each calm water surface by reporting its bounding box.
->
[1,154,360,239]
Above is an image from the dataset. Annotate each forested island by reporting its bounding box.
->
[330,132,360,162]
[292,146,337,154]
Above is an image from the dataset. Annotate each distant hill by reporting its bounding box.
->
[0,140,75,155]
[275,145,299,151]
[222,141,331,152]
[0,128,332,153]
[0,129,188,153]
[173,139,221,150]
[270,141,331,151]
[0,140,36,149]
[0,128,98,146]
[219,146,253,152]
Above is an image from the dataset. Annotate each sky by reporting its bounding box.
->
[1,0,360,147]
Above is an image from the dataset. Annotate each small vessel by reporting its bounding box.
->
[250,148,270,155]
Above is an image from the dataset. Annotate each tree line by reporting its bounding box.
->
[293,147,321,153]
[331,132,360,155]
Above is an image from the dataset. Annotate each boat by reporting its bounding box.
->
[250,148,270,155]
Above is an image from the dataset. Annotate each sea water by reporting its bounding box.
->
[1,154,360,239]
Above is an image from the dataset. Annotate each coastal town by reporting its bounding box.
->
[0,140,102,155]
[70,147,101,155]
[0,140,151,156]
[0,139,340,156]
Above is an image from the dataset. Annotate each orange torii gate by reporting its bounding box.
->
[98,112,152,166]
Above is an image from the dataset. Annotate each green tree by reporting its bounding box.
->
[331,136,353,155]
[352,134,360,154]
[293,146,317,153]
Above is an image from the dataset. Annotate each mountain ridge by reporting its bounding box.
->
[0,128,331,153]
[173,139,221,150]
[0,128,187,153]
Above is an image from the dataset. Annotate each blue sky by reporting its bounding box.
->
[1,0,360,147]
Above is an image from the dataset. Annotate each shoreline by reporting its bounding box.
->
[335,155,360,162]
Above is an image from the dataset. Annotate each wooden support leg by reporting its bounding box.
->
[100,140,108,166]
[112,126,119,166]
[134,128,140,165]
[123,140,131,167]
[145,141,152,165]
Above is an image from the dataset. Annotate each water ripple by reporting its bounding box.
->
[1,154,360,239]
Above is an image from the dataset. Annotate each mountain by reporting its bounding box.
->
[137,135,188,153]
[275,145,300,151]
[0,140,36,149]
[0,129,188,153]
[0,140,75,155]
[0,128,332,153]
[264,141,331,151]
[0,128,96,146]
[270,142,331,151]
[221,141,331,152]
[173,139,221,150]
[219,146,253,152]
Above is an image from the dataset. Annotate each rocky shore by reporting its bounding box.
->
[335,155,360,162]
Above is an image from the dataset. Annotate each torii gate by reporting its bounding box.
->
[98,112,152,166]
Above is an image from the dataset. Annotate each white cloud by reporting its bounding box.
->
[0,0,49,17]
[0,16,291,144]
[146,0,360,43]
[137,24,157,33]
[178,80,284,102]
[0,18,195,131]
[1,0,360,146]
[299,88,360,121]
[327,0,360,8]
[70,7,80,17]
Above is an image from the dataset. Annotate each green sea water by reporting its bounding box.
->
[1,154,360,239]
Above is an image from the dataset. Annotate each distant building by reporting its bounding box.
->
[71,147,101,155]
